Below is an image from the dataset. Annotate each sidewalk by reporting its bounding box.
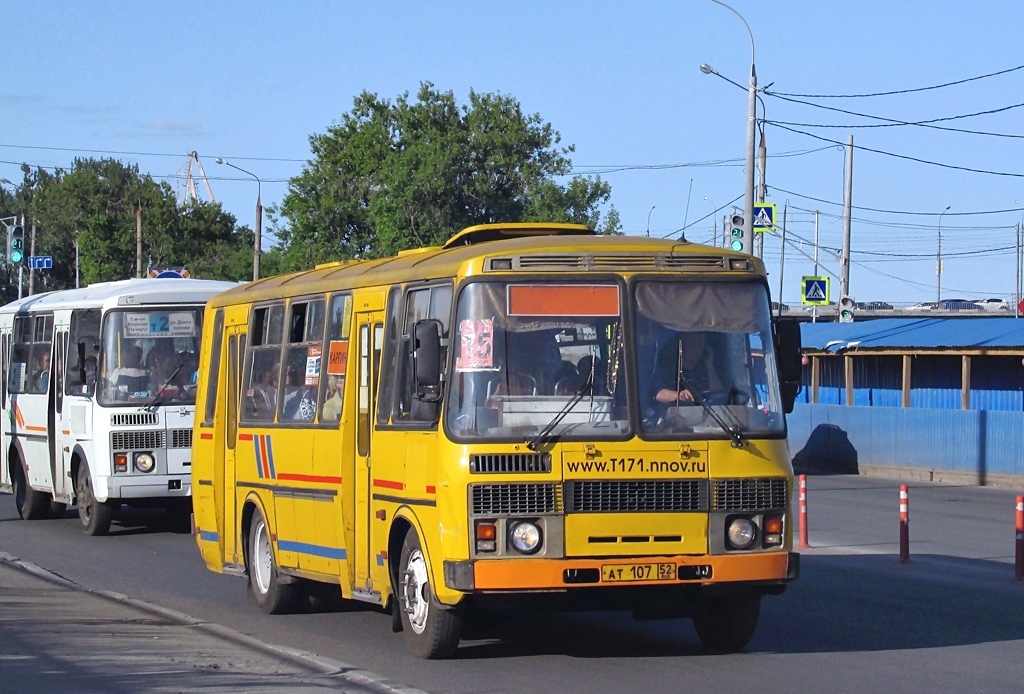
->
[0,554,422,693]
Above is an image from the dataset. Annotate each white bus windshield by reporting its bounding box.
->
[98,308,203,407]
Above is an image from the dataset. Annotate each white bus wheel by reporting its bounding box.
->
[397,529,463,659]
[246,506,298,614]
[75,463,113,536]
[13,460,50,521]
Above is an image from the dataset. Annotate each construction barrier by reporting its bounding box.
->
[797,474,810,549]
[899,484,910,564]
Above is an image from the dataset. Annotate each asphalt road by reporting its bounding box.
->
[1,474,1023,693]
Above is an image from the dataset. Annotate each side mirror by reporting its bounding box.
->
[774,319,802,413]
[413,319,443,402]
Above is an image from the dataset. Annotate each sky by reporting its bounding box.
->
[3,1,1024,305]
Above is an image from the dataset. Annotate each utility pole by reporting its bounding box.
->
[28,221,36,295]
[136,202,143,278]
[812,211,820,324]
[840,135,853,301]
[755,129,767,257]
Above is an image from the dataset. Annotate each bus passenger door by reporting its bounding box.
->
[353,312,382,595]
[222,328,244,564]
[51,331,73,503]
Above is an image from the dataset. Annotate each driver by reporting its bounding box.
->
[651,331,718,407]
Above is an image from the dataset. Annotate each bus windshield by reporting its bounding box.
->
[446,281,628,441]
[445,279,785,441]
[98,308,204,407]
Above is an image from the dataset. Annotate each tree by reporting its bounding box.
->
[276,83,619,270]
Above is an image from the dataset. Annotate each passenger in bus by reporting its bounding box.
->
[31,353,50,392]
[321,375,343,421]
[282,363,316,421]
[251,362,280,417]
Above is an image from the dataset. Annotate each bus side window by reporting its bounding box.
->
[242,303,284,423]
[280,297,325,424]
[321,293,351,424]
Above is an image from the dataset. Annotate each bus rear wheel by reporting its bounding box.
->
[397,529,463,659]
[76,463,113,536]
[693,594,761,651]
[246,506,298,614]
[13,461,50,520]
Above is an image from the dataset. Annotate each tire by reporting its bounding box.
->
[48,501,68,519]
[76,463,113,536]
[693,594,761,651]
[165,498,193,534]
[397,529,463,659]
[13,460,50,520]
[246,506,299,614]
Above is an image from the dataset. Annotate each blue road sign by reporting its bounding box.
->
[753,203,776,233]
[802,275,830,305]
[28,256,52,270]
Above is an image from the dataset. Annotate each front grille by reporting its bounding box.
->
[111,412,159,427]
[111,430,165,451]
[471,483,561,516]
[567,480,708,513]
[470,453,551,474]
[712,478,788,511]
[169,429,192,449]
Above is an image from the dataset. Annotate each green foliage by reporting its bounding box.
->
[276,83,616,269]
[0,158,255,303]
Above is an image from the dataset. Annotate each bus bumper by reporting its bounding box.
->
[101,476,192,501]
[445,551,798,592]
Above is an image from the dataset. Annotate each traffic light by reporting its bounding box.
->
[839,295,855,323]
[729,214,745,253]
[8,225,25,265]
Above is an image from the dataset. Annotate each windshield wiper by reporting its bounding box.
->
[526,371,595,452]
[677,372,745,448]
[141,364,182,412]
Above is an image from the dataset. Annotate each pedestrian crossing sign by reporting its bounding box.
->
[802,276,830,305]
[753,202,776,233]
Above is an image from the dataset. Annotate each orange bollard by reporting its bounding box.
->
[797,474,810,549]
[899,484,910,564]
[1015,496,1023,581]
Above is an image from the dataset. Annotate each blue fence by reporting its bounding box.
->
[787,403,1024,479]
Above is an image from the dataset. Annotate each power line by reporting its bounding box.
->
[0,143,305,163]
[765,64,1024,98]
[768,125,1024,178]
[770,185,1023,217]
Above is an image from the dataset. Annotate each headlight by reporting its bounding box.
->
[509,521,542,554]
[727,518,757,549]
[134,452,156,473]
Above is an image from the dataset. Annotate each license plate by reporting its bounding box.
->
[601,563,676,583]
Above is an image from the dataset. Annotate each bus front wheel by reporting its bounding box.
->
[397,529,463,659]
[76,463,113,536]
[246,506,298,614]
[693,594,761,651]
[13,460,50,520]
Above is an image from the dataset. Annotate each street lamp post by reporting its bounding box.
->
[646,205,655,237]
[708,0,756,256]
[937,205,950,304]
[215,158,262,281]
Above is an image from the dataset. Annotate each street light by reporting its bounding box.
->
[646,205,655,237]
[937,205,951,304]
[215,158,262,281]
[705,0,756,256]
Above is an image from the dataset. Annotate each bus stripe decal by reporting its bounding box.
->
[278,473,342,485]
[25,425,47,433]
[253,436,265,478]
[278,540,347,560]
[373,479,404,490]
[199,530,218,542]
[239,433,254,441]
[264,435,276,478]
[200,432,213,440]
[13,404,24,429]
[426,485,436,494]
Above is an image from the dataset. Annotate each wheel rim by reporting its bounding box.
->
[402,548,430,634]
[252,518,273,595]
[77,470,93,523]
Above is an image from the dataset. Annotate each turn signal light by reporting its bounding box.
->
[763,514,784,547]
[475,521,496,552]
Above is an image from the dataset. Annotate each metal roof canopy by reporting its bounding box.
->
[800,317,1024,354]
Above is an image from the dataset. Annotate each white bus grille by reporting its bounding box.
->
[111,430,165,451]
[111,412,159,427]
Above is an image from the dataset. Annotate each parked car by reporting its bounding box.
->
[904,301,936,311]
[977,297,1011,311]
[936,298,981,310]
[854,301,894,310]
[770,301,790,312]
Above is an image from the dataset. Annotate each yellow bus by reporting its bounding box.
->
[192,223,803,658]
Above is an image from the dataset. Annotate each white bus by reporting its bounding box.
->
[0,278,237,535]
